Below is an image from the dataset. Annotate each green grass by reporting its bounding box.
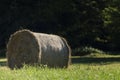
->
[0,54,120,80]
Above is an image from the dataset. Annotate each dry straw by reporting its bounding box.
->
[6,29,71,69]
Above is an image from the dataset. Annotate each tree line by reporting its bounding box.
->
[0,0,120,55]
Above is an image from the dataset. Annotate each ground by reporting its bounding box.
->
[0,54,120,80]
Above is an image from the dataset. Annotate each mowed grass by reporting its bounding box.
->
[0,55,120,80]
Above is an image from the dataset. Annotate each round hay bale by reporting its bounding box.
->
[6,29,71,69]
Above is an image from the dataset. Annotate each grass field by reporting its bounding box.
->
[0,54,120,80]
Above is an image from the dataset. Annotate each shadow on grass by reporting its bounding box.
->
[0,58,6,67]
[0,61,6,66]
[0,57,120,67]
[0,61,6,67]
[72,57,120,64]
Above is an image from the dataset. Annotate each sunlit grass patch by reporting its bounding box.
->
[0,55,120,80]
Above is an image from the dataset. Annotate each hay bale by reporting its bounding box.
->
[6,29,71,69]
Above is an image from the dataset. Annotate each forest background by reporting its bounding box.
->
[0,0,120,56]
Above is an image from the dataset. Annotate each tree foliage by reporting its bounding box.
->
[0,0,120,55]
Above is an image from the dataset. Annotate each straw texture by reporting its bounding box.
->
[7,29,71,69]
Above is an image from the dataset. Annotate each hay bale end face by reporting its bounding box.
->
[7,30,71,69]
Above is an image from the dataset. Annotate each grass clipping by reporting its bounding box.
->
[6,29,71,69]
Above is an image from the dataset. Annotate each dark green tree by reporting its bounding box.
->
[0,0,120,56]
